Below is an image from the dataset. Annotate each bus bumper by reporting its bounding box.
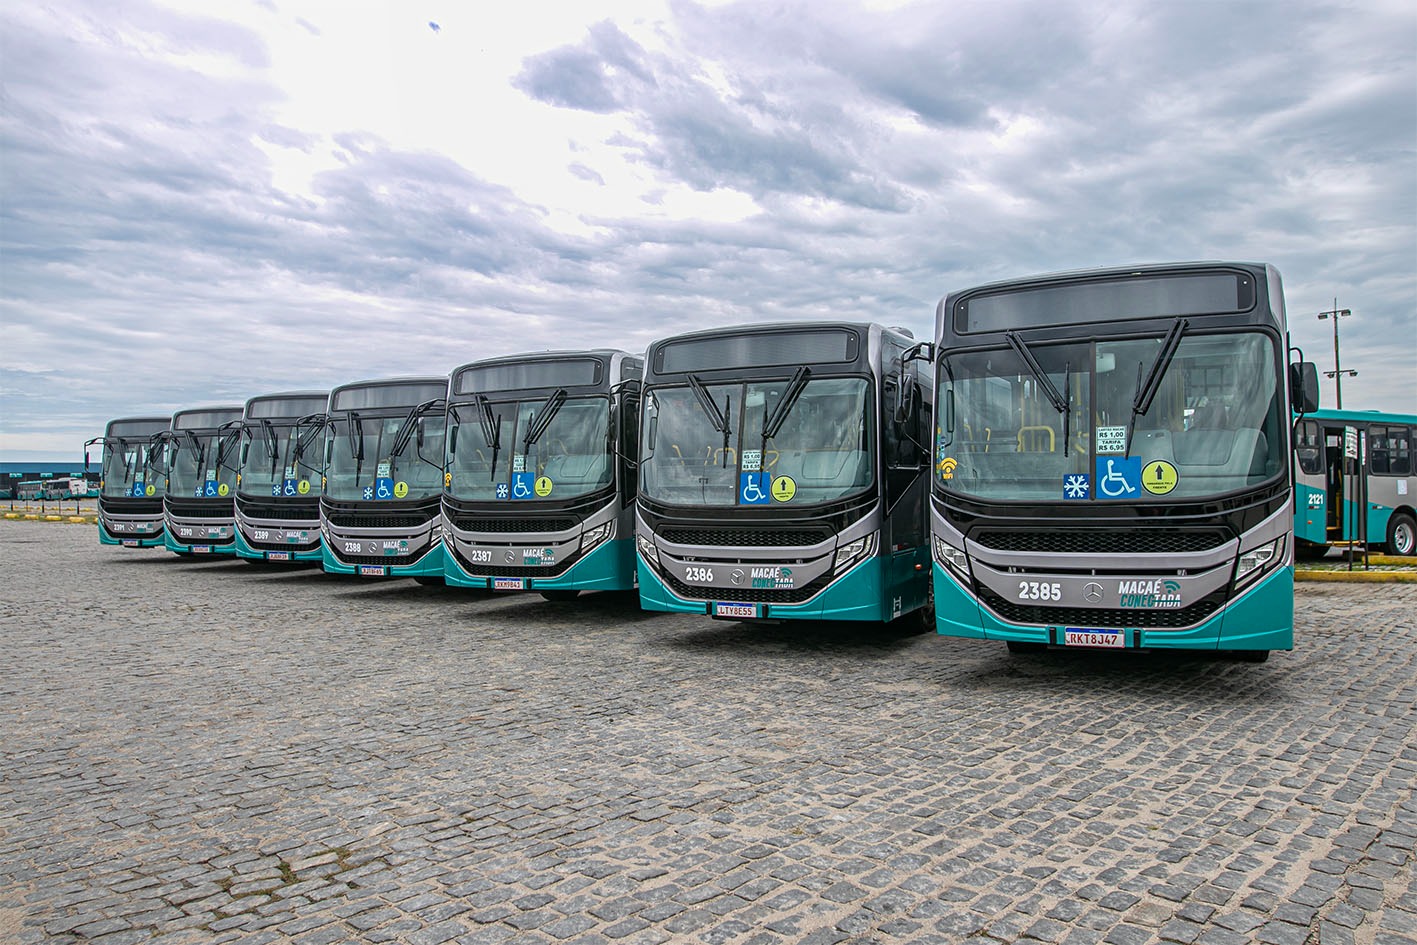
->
[639,555,912,623]
[234,530,323,563]
[98,520,166,548]
[165,534,238,556]
[932,563,1294,652]
[321,543,446,578]
[446,538,636,592]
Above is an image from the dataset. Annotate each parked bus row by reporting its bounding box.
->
[85,262,1412,661]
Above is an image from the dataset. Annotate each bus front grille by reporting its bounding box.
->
[325,513,431,529]
[972,528,1230,556]
[239,503,319,521]
[977,586,1224,630]
[246,537,320,553]
[452,516,578,534]
[659,526,834,548]
[662,571,831,604]
[334,551,427,567]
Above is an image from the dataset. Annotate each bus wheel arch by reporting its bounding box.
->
[1387,511,1416,557]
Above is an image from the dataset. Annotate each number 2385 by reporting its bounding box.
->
[1018,580,1061,601]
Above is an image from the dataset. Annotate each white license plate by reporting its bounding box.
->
[267,551,291,561]
[358,565,387,577]
[1063,628,1124,649]
[122,539,139,547]
[714,602,760,619]
[192,545,212,554]
[493,577,525,591]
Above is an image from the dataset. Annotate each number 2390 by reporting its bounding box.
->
[1018,580,1061,601]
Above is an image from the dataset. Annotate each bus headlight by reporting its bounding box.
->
[933,535,970,578]
[1235,536,1284,588]
[582,521,613,551]
[833,532,877,573]
[636,533,658,564]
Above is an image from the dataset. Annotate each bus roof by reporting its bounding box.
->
[1302,407,1417,427]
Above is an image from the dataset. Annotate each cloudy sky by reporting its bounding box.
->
[2,0,1414,460]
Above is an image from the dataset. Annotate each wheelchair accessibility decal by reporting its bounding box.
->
[511,472,535,500]
[1095,457,1140,499]
[739,472,770,505]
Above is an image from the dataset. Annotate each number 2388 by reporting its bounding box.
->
[1018,580,1061,601]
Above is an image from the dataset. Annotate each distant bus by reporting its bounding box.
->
[163,406,245,555]
[234,391,329,564]
[87,417,170,548]
[928,261,1318,660]
[321,377,449,580]
[636,321,935,623]
[443,349,642,598]
[1294,408,1416,557]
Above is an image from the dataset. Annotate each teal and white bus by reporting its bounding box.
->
[929,262,1319,659]
[321,377,448,580]
[442,350,642,598]
[234,391,329,564]
[164,406,245,555]
[88,417,171,546]
[1294,408,1416,557]
[636,322,934,623]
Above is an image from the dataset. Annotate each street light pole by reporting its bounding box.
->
[1317,299,1356,409]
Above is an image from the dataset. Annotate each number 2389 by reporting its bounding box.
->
[1017,580,1061,601]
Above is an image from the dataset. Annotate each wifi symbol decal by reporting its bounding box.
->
[939,457,958,480]
[1163,580,1181,594]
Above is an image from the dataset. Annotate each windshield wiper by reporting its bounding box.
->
[346,411,364,461]
[259,419,279,471]
[292,414,325,471]
[522,389,567,449]
[473,395,502,482]
[762,367,811,440]
[686,374,733,467]
[1006,332,1072,457]
[1125,317,1189,458]
[215,420,243,472]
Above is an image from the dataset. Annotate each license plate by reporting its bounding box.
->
[267,551,291,561]
[714,602,760,619]
[1063,628,1124,649]
[121,539,139,547]
[358,564,388,577]
[493,577,525,591]
[192,545,212,554]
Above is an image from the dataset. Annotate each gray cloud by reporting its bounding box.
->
[2,0,1414,457]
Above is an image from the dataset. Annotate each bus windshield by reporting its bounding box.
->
[447,395,611,501]
[239,419,325,498]
[640,376,872,507]
[168,429,239,499]
[936,331,1282,501]
[103,438,166,498]
[325,413,446,502]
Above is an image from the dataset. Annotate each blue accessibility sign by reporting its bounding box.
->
[739,471,770,505]
[511,472,535,500]
[374,477,394,500]
[1095,457,1141,500]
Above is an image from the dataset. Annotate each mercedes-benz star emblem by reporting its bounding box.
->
[1083,582,1104,603]
[504,550,515,564]
[730,569,744,586]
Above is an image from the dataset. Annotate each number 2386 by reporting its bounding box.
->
[1018,580,1061,601]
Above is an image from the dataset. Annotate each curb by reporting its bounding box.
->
[1296,569,1417,584]
[2,512,97,525]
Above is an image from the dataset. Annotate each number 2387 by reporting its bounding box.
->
[1018,580,1061,601]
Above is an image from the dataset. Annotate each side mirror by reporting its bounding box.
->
[1289,362,1319,415]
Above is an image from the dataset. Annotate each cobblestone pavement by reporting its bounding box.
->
[2,519,1414,945]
